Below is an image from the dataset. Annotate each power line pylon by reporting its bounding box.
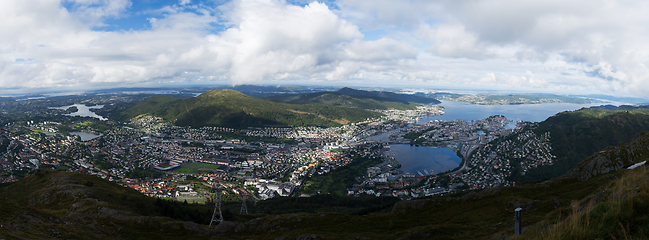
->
[210,192,223,226]
[240,194,248,214]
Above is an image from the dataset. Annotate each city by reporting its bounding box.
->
[0,97,557,204]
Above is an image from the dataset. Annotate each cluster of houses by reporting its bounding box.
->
[246,179,296,200]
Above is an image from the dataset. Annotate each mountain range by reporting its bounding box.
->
[119,89,385,128]
[266,87,439,110]
[119,88,442,128]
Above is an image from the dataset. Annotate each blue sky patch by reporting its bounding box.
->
[15,58,36,64]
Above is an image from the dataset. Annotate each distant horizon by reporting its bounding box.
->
[0,82,607,98]
[4,84,648,104]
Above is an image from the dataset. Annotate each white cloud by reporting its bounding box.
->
[65,0,132,27]
[1,0,649,99]
[438,0,649,95]
[419,23,506,59]
[214,0,365,83]
[477,73,496,84]
[0,0,423,94]
[332,0,649,98]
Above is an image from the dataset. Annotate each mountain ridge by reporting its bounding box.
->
[119,89,383,128]
[564,131,649,181]
[267,87,440,110]
[505,107,649,183]
[0,169,215,239]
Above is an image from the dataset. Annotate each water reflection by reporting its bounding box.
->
[70,131,102,141]
[421,101,605,123]
[385,144,462,175]
[49,104,107,121]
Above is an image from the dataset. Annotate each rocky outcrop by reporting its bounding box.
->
[565,131,649,180]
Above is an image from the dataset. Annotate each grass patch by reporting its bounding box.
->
[514,166,649,240]
[177,196,208,204]
[174,162,221,174]
[56,165,69,171]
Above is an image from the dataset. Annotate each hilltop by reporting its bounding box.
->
[119,89,383,128]
[565,131,649,180]
[512,132,649,239]
[509,106,649,183]
[335,87,440,105]
[0,169,215,239]
[267,87,440,110]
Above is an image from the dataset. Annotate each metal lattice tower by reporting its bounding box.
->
[209,192,223,226]
[240,194,248,214]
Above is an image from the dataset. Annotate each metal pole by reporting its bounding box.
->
[514,208,522,236]
[210,192,223,226]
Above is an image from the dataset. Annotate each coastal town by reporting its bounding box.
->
[0,97,557,204]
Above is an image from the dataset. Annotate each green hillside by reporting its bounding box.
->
[119,89,383,128]
[0,170,215,239]
[268,91,419,110]
[0,166,628,240]
[519,168,649,240]
[267,87,439,110]
[336,87,441,104]
[511,107,649,183]
[511,131,649,239]
[565,131,649,181]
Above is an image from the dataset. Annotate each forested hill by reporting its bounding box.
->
[511,106,649,183]
[335,87,441,104]
[0,169,216,239]
[565,131,649,181]
[119,89,382,128]
[267,87,440,109]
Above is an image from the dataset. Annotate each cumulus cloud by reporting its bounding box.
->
[436,0,649,96]
[1,0,649,99]
[64,0,132,28]
[0,0,422,94]
[418,23,513,59]
[0,1,388,94]
[332,0,649,98]
[215,0,364,82]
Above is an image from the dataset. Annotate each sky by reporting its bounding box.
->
[2,0,649,99]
